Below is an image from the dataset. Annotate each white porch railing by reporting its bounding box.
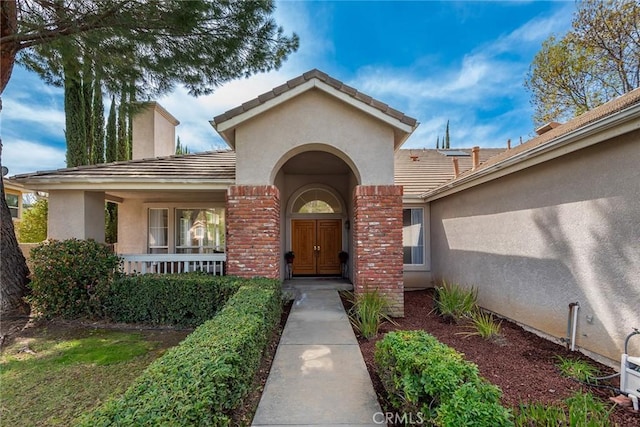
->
[120,253,226,275]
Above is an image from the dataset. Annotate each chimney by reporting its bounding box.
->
[452,157,460,178]
[535,121,561,136]
[471,146,480,170]
[132,102,180,160]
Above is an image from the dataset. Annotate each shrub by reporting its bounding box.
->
[78,278,282,426]
[28,239,120,318]
[105,273,242,327]
[433,280,478,323]
[375,330,512,426]
[18,198,47,243]
[344,289,397,339]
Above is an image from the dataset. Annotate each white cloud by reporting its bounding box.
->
[1,98,66,135]
[4,139,66,176]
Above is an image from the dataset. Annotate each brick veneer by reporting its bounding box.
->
[226,185,280,279]
[353,185,404,316]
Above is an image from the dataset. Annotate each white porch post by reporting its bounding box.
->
[48,190,106,242]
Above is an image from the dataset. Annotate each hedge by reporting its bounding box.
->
[78,278,281,426]
[105,274,242,327]
[375,330,512,427]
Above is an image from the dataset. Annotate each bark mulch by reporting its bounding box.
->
[352,289,639,427]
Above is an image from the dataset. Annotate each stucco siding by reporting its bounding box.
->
[117,199,147,254]
[430,131,640,364]
[235,89,395,186]
[48,190,105,242]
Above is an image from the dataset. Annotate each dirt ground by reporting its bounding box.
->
[355,289,639,427]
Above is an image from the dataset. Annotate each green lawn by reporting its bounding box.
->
[0,327,186,426]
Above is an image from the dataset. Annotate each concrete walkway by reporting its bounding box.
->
[252,282,382,426]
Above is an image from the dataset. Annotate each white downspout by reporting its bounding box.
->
[571,302,580,351]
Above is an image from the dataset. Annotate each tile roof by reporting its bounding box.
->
[446,87,640,185]
[395,148,506,196]
[13,150,236,182]
[212,69,418,128]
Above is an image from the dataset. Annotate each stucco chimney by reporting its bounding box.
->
[452,157,460,178]
[471,146,480,170]
[132,102,180,160]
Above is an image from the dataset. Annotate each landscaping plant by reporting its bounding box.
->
[514,391,613,426]
[556,356,600,383]
[458,310,503,340]
[28,239,121,318]
[345,289,396,339]
[432,280,478,323]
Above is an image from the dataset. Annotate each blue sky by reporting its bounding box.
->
[2,0,575,176]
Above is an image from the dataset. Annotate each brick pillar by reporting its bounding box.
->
[353,185,404,316]
[226,185,280,279]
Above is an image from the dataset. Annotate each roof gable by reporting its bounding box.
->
[211,69,418,149]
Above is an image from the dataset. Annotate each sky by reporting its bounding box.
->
[1,0,576,176]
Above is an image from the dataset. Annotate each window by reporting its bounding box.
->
[403,208,424,265]
[6,193,19,219]
[148,209,168,253]
[292,188,342,214]
[176,208,225,253]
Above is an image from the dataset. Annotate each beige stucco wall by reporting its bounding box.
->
[235,89,396,186]
[132,103,179,160]
[430,130,640,365]
[48,190,105,242]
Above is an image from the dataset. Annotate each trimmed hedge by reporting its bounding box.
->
[78,278,281,426]
[375,330,513,427]
[105,274,242,327]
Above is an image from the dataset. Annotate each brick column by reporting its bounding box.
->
[353,185,404,316]
[226,185,280,279]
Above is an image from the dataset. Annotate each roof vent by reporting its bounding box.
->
[437,150,470,157]
[535,121,561,136]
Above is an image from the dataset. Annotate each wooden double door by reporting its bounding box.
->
[291,219,342,275]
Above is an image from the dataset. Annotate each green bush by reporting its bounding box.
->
[106,273,242,327]
[433,280,478,323]
[18,198,47,243]
[78,278,281,426]
[28,239,121,318]
[375,330,512,426]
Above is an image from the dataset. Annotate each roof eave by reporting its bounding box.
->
[211,78,418,147]
[13,179,235,192]
[422,102,640,202]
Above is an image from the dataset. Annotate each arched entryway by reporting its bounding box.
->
[288,186,345,276]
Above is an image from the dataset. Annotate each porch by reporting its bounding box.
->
[120,253,226,275]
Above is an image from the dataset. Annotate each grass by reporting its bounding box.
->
[514,391,613,426]
[0,328,178,426]
[556,356,600,382]
[344,289,397,339]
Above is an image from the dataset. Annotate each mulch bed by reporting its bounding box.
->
[351,289,639,427]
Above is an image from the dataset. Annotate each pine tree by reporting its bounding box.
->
[82,60,93,164]
[175,136,190,155]
[445,120,450,149]
[91,77,105,164]
[105,95,117,163]
[436,136,440,150]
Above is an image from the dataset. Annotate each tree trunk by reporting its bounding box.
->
[0,141,31,316]
[1,0,31,316]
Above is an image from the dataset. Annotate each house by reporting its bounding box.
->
[12,69,640,366]
[4,178,27,223]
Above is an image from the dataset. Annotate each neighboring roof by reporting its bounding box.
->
[12,151,236,190]
[423,87,640,200]
[395,148,505,197]
[211,69,418,149]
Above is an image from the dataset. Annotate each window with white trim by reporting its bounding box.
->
[176,208,225,253]
[148,208,168,253]
[403,207,424,265]
[6,193,19,219]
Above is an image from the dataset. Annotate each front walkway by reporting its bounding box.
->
[252,281,382,426]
